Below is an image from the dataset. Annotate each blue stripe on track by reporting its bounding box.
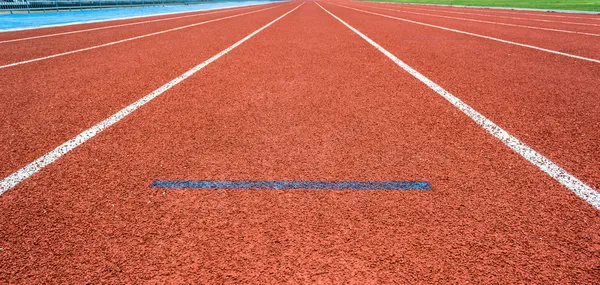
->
[150,180,431,190]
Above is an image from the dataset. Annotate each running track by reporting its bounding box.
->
[0,0,599,282]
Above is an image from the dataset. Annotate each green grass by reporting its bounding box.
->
[364,0,600,12]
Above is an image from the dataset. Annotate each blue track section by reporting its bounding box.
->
[0,1,278,31]
[150,180,432,190]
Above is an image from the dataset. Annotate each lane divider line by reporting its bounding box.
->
[358,4,600,37]
[371,2,600,26]
[0,4,272,44]
[0,3,304,196]
[333,3,600,64]
[0,4,283,69]
[317,2,600,210]
[150,180,432,190]
[453,8,600,20]
[366,1,600,20]
[441,8,600,21]
[0,2,282,33]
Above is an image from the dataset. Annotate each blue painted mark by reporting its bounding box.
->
[150,180,431,190]
[0,1,280,31]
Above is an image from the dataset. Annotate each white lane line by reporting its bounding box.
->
[317,2,600,210]
[0,4,281,69]
[0,1,279,33]
[379,2,600,21]
[334,3,600,64]
[382,3,600,27]
[0,3,303,196]
[459,8,600,21]
[359,4,600,37]
[0,5,264,44]
[452,8,600,21]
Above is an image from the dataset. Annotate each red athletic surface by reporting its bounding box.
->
[326,1,600,191]
[349,2,600,58]
[1,1,599,283]
[0,3,289,177]
[370,2,600,24]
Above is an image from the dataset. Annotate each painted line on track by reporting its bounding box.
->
[368,1,600,20]
[0,2,282,33]
[150,180,432,190]
[359,4,600,37]
[368,0,600,21]
[0,3,304,196]
[0,5,265,44]
[372,2,600,26]
[317,2,600,210]
[334,4,600,64]
[0,4,281,69]
[442,7,600,19]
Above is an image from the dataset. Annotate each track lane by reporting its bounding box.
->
[320,1,599,209]
[0,5,258,44]
[347,2,600,60]
[357,2,600,37]
[320,2,600,191]
[1,2,599,283]
[385,4,600,33]
[334,3,599,63]
[365,1,600,24]
[0,4,284,67]
[0,3,294,178]
[0,3,276,41]
[0,7,267,44]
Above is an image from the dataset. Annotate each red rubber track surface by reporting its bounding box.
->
[1,1,599,283]
[0,4,267,41]
[323,1,600,191]
[0,3,284,65]
[361,2,600,36]
[364,1,600,24]
[0,3,292,178]
[349,2,600,59]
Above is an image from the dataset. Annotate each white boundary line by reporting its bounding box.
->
[333,3,600,64]
[0,4,281,69]
[376,2,600,27]
[317,2,600,210]
[0,1,285,33]
[359,4,600,37]
[0,5,262,44]
[0,3,303,196]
